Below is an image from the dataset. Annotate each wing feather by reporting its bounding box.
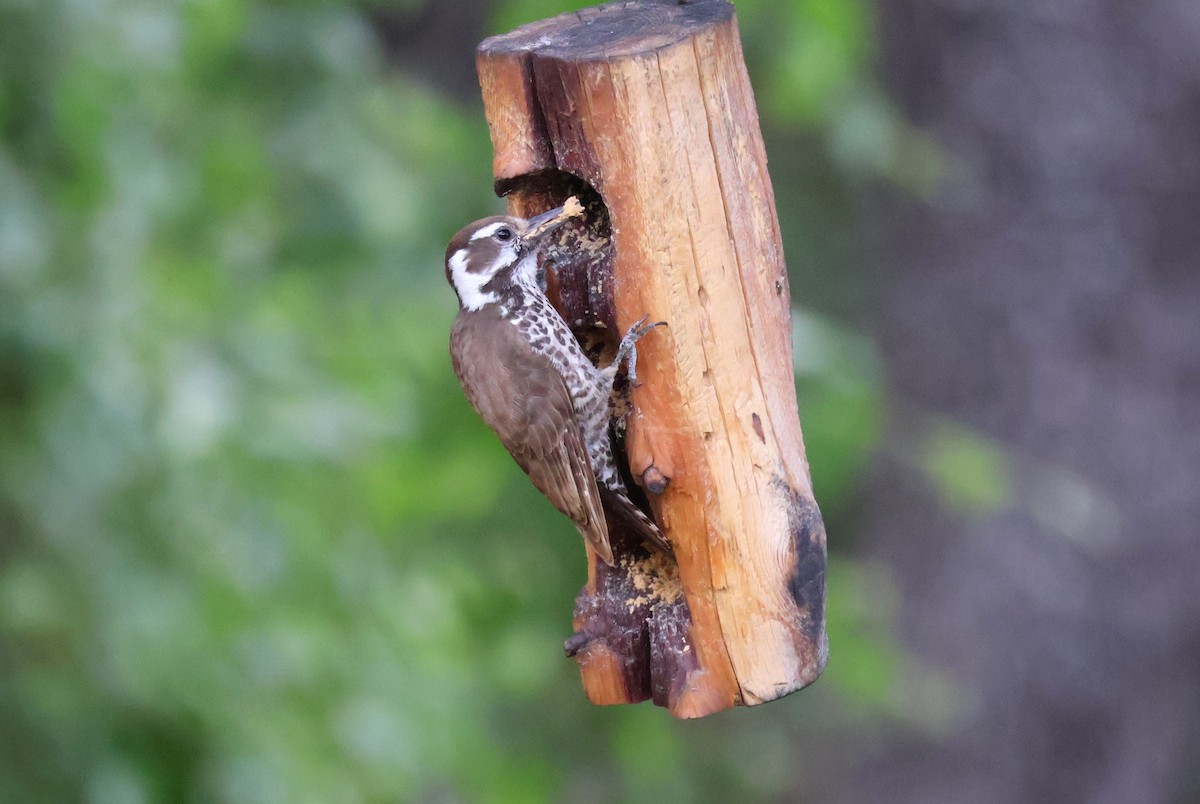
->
[451,311,613,564]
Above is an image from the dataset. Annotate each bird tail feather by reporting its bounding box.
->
[600,490,671,556]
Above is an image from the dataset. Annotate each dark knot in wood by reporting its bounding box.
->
[563,631,591,658]
[642,464,671,495]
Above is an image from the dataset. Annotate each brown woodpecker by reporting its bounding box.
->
[445,204,666,564]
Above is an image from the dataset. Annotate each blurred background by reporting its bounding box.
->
[2,0,1198,801]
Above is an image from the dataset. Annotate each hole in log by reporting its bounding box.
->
[496,169,616,341]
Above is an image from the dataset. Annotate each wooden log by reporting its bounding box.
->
[476,0,828,718]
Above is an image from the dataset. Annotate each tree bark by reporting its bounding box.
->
[476,0,827,717]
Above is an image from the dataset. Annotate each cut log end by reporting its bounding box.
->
[478,0,734,62]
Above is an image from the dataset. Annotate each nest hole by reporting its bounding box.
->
[499,169,617,357]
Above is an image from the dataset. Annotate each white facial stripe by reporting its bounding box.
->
[469,222,507,242]
[448,248,498,311]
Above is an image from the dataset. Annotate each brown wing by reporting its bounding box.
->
[450,309,613,564]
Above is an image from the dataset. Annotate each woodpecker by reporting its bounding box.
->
[445,203,666,564]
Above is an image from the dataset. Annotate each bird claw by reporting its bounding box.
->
[615,317,667,386]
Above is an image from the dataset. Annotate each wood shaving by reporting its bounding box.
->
[622,552,684,613]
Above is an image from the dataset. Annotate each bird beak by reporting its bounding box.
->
[521,204,572,245]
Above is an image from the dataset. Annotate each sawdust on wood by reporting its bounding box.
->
[621,550,684,613]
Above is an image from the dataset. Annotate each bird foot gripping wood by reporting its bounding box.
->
[611,317,668,388]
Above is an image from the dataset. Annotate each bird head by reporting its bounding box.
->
[444,204,574,311]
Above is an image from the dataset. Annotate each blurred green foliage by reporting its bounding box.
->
[1,0,911,801]
[920,421,1013,516]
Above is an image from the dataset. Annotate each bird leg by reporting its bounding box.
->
[610,316,667,387]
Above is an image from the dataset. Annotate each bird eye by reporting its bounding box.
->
[495,227,514,242]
